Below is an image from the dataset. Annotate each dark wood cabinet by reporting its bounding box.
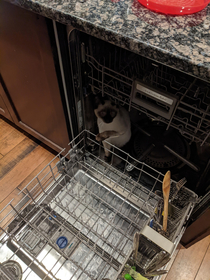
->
[0,1,70,153]
[0,82,14,122]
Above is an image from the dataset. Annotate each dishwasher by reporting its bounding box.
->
[1,26,210,280]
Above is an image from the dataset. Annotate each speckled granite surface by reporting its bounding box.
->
[7,0,210,81]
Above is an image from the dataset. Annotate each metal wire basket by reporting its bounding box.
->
[86,50,210,145]
[0,130,197,280]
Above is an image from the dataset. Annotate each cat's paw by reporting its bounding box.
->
[96,133,105,141]
[96,133,102,141]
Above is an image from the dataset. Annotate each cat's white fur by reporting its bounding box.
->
[95,100,131,158]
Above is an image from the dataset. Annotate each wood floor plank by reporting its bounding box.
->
[19,155,59,201]
[0,137,37,178]
[195,241,210,280]
[0,145,51,203]
[0,129,26,155]
[0,118,15,141]
[0,154,56,211]
[161,244,182,280]
[17,153,58,191]
[0,188,24,213]
[0,188,25,230]
[165,236,210,280]
[0,153,58,235]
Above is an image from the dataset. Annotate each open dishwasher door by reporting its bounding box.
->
[0,130,197,280]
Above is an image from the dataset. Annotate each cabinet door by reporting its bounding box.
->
[0,1,70,153]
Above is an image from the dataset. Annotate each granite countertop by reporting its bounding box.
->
[7,0,210,81]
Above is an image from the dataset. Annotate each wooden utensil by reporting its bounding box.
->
[162,171,171,232]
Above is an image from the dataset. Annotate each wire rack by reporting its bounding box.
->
[85,50,210,146]
[0,130,197,280]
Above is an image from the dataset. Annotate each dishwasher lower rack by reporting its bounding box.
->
[0,130,197,280]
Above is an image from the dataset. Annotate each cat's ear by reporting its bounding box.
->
[94,95,105,109]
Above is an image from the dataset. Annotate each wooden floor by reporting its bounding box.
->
[0,117,210,280]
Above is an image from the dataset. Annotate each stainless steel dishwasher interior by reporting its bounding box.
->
[0,130,197,280]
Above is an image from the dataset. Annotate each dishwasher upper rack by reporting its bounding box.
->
[85,50,210,146]
[0,130,196,280]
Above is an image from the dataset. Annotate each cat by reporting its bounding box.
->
[94,96,131,161]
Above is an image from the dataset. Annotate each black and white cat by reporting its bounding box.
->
[94,96,131,161]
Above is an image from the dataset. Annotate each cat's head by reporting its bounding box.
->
[94,96,119,124]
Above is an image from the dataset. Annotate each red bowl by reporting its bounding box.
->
[138,0,210,15]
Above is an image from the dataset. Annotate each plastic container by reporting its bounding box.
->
[138,0,210,15]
